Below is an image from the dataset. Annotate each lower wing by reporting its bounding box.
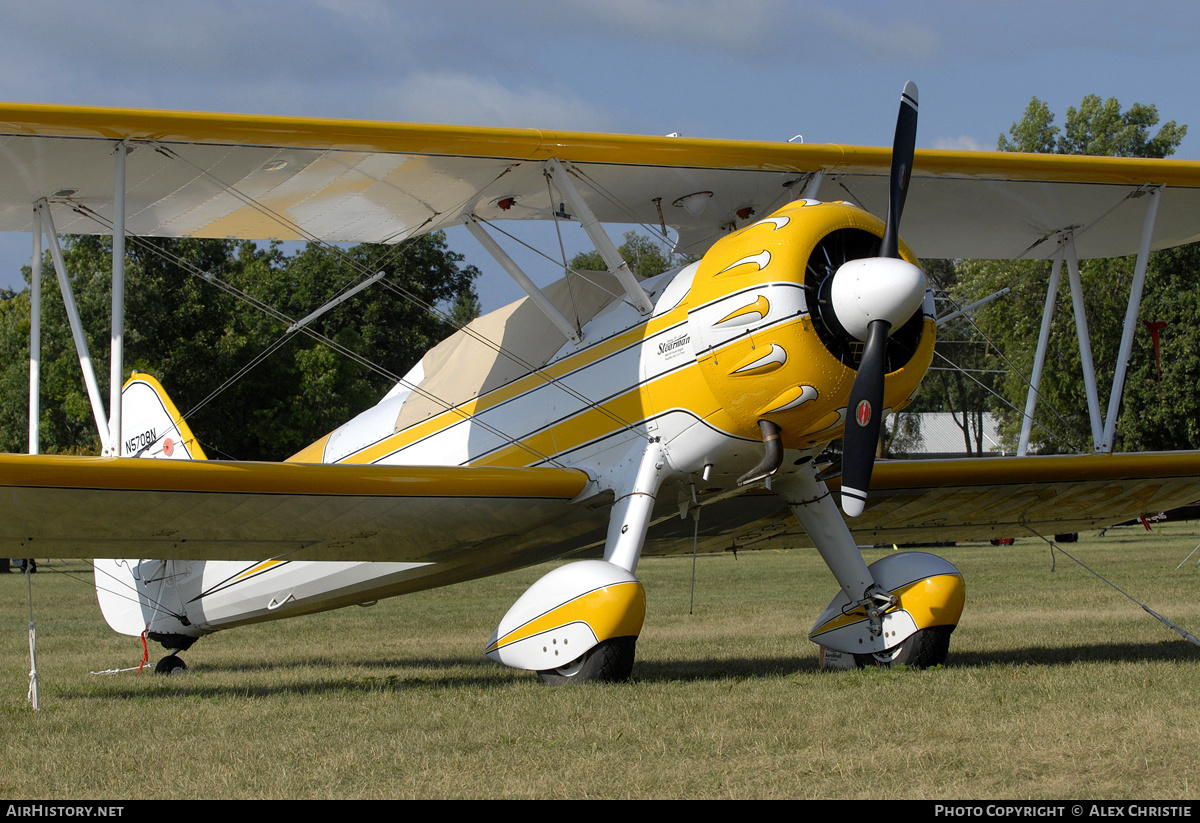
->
[3,451,1198,563]
[0,455,601,571]
[639,451,1200,555]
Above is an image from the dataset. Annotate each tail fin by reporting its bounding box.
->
[118,372,206,460]
[95,373,205,639]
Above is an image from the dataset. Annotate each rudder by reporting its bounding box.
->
[95,373,205,640]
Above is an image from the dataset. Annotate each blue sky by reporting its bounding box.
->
[0,0,1196,309]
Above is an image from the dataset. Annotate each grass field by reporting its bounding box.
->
[3,522,1200,799]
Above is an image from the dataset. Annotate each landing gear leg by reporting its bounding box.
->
[774,469,890,636]
[776,467,964,665]
[487,441,668,683]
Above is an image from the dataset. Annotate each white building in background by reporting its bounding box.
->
[893,412,1008,459]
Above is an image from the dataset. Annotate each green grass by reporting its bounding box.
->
[3,522,1200,799]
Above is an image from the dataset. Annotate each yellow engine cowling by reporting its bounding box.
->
[685,199,936,450]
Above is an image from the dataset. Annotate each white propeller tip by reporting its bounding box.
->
[841,489,867,518]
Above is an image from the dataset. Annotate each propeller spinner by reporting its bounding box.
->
[833,82,927,517]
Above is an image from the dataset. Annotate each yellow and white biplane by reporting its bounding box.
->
[3,84,1200,679]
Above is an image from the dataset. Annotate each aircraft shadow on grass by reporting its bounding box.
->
[59,639,1197,702]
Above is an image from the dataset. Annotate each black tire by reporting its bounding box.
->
[154,655,187,675]
[536,637,636,685]
[854,626,953,670]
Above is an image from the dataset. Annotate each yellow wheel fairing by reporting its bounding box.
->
[486,581,646,652]
[485,560,646,672]
[891,567,966,630]
[684,200,934,449]
[809,571,966,639]
[809,551,964,655]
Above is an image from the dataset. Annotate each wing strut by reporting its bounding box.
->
[1018,236,1068,456]
[1018,186,1163,455]
[35,200,114,455]
[461,214,582,343]
[27,142,130,457]
[543,159,654,316]
[110,140,127,456]
[28,209,41,455]
[1101,185,1163,452]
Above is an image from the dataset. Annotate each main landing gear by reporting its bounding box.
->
[536,637,637,685]
[485,443,667,684]
[779,471,965,671]
[153,654,187,675]
[486,438,965,683]
[853,626,954,669]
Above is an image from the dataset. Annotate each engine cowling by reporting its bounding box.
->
[684,198,935,450]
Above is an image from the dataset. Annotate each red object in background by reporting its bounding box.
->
[1143,320,1167,389]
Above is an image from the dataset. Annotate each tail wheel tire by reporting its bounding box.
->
[154,655,187,675]
[537,637,636,685]
[854,626,953,669]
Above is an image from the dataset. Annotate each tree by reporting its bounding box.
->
[997,97,1059,155]
[936,95,1190,454]
[999,95,1186,158]
[569,231,688,278]
[896,258,1005,456]
[1109,242,1200,450]
[0,232,480,460]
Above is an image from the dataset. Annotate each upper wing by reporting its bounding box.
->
[1,103,1199,260]
[639,452,1200,555]
[0,454,606,568]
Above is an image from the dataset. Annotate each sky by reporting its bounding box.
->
[0,0,1197,310]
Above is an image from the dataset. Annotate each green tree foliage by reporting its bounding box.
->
[919,95,1190,454]
[569,231,688,278]
[0,233,479,460]
[999,95,1186,158]
[1111,242,1200,450]
[996,97,1060,155]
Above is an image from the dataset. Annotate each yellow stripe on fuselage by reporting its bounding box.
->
[334,300,696,467]
[472,360,736,467]
[232,559,287,582]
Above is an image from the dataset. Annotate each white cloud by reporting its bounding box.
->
[558,0,938,61]
[386,72,616,131]
[933,135,988,152]
[564,0,783,50]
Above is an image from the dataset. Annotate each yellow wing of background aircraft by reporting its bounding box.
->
[3,83,1200,679]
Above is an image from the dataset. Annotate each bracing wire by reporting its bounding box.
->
[1026,527,1200,648]
[135,142,651,449]
[69,206,566,465]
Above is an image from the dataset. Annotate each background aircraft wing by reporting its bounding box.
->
[638,452,1200,555]
[0,454,606,567]
[1,103,1198,261]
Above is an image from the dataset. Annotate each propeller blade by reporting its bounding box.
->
[879,81,918,261]
[840,318,890,517]
[839,81,919,517]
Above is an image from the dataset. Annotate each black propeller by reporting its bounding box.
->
[835,82,924,517]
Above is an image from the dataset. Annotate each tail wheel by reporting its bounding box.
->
[854,626,953,669]
[154,655,187,675]
[536,637,636,685]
